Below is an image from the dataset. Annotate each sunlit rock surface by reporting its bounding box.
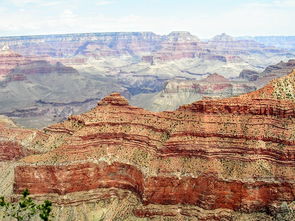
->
[0,71,294,220]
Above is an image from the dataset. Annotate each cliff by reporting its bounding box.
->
[0,32,290,62]
[0,46,29,79]
[131,73,257,111]
[0,71,293,220]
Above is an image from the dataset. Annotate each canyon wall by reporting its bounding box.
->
[0,71,293,220]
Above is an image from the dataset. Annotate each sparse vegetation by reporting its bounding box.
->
[274,202,295,221]
[0,189,53,221]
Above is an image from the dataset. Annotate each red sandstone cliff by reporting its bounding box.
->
[1,71,295,220]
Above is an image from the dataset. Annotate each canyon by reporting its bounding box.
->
[0,69,294,220]
[0,32,294,128]
[131,59,295,112]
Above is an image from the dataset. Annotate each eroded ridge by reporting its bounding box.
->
[6,71,295,219]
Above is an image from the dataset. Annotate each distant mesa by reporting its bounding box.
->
[211,33,234,41]
[166,31,200,42]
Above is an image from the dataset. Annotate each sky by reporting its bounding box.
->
[0,0,294,38]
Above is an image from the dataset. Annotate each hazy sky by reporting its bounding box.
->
[0,0,294,38]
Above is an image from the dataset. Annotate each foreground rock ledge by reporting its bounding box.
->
[1,71,295,220]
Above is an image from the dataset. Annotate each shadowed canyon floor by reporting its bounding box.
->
[0,70,295,220]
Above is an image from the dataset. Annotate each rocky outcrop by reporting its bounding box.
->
[0,32,293,129]
[0,115,42,161]
[260,59,295,78]
[249,59,295,88]
[0,32,290,62]
[239,69,260,81]
[0,46,29,78]
[131,73,257,111]
[2,71,293,220]
[152,31,203,61]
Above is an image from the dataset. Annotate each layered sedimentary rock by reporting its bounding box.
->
[152,31,204,61]
[131,73,257,111]
[0,46,29,79]
[0,32,291,62]
[1,71,293,220]
[0,32,294,128]
[0,49,127,128]
[254,59,295,87]
[0,115,44,161]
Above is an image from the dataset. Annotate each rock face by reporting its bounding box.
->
[131,73,257,111]
[136,59,295,113]
[0,46,29,78]
[0,115,41,161]
[239,69,260,81]
[251,59,295,88]
[1,71,294,220]
[0,48,127,128]
[0,32,291,61]
[0,32,294,128]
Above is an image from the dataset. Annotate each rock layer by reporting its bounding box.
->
[5,71,295,220]
[0,46,29,78]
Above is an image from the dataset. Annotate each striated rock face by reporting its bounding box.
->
[1,71,293,220]
[153,31,203,61]
[0,115,42,161]
[262,59,295,76]
[0,46,29,78]
[0,32,294,129]
[130,73,257,111]
[0,32,290,63]
[255,59,295,87]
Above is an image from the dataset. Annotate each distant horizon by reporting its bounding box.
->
[0,31,294,39]
[0,0,294,38]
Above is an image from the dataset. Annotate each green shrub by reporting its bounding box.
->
[0,189,53,221]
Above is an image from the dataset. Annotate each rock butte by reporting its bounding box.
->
[1,71,295,220]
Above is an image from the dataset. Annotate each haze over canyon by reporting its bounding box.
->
[0,29,294,220]
[0,31,294,128]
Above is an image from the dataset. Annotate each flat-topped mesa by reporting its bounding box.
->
[97,93,129,106]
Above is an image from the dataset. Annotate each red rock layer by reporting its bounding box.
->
[14,162,295,213]
[0,141,25,161]
[14,162,144,196]
[9,71,295,218]
[0,48,29,76]
[179,98,295,118]
[0,116,43,161]
[163,73,256,97]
